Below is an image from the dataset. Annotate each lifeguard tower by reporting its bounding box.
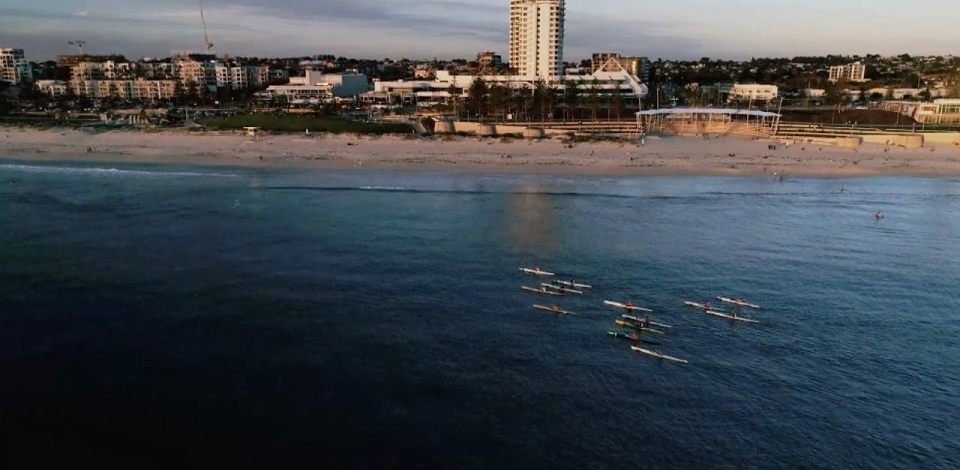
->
[243,127,261,142]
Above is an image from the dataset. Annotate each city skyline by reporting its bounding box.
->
[1,0,958,61]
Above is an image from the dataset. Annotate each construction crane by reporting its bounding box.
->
[68,40,87,55]
[198,0,213,54]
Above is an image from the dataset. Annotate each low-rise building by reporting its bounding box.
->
[879,98,960,124]
[36,79,68,96]
[702,83,779,101]
[260,71,368,103]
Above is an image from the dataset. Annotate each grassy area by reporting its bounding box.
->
[195,114,414,134]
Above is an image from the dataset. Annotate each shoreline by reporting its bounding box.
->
[3,127,960,178]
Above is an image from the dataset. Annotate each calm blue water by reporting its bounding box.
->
[1,159,958,468]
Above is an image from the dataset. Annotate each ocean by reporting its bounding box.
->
[1,160,958,469]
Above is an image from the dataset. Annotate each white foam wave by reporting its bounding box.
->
[0,164,238,178]
[358,186,406,191]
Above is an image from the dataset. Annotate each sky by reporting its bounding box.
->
[1,0,958,62]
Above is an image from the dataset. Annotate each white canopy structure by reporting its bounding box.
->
[636,107,781,137]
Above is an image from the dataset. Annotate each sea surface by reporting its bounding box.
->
[1,159,958,469]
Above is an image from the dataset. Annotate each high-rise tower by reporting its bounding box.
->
[508,0,565,80]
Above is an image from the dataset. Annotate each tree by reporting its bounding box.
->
[487,83,509,121]
[173,80,186,106]
[466,77,488,119]
[18,78,39,102]
[532,79,547,121]
[512,86,532,121]
[446,83,460,118]
[563,79,581,120]
[610,81,623,120]
[587,78,601,121]
[0,82,12,115]
[184,80,198,104]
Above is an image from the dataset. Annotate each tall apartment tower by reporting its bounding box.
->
[508,0,565,80]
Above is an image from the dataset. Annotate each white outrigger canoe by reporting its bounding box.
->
[520,267,555,276]
[522,285,562,296]
[622,314,672,330]
[542,283,583,295]
[533,304,581,316]
[553,280,592,289]
[630,346,689,364]
[717,296,761,309]
[604,300,653,312]
[614,320,665,336]
[707,310,759,323]
[683,301,721,311]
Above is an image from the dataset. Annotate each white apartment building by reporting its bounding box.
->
[702,83,779,101]
[509,0,565,80]
[260,71,368,102]
[36,80,68,96]
[829,61,867,83]
[1,48,32,84]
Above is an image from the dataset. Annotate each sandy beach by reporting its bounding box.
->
[3,126,960,177]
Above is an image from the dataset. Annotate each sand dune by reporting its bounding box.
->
[3,127,960,177]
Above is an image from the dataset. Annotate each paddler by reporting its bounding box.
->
[553,305,561,312]
[625,300,633,309]
[705,301,712,309]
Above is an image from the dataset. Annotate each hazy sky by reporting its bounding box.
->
[1,0,957,61]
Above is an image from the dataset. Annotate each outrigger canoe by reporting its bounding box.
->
[630,346,689,364]
[684,301,720,310]
[533,304,580,316]
[604,300,653,312]
[614,319,665,335]
[553,280,592,289]
[607,331,661,346]
[707,310,759,323]
[541,283,583,295]
[520,267,555,276]
[717,296,761,309]
[622,314,672,330]
[522,286,562,296]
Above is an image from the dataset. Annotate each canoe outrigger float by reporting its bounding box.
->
[520,267,554,276]
[603,300,653,312]
[717,296,761,309]
[614,319,665,335]
[707,310,759,323]
[622,314,672,330]
[533,304,580,316]
[553,279,592,289]
[522,285,562,296]
[541,283,583,295]
[631,346,689,364]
